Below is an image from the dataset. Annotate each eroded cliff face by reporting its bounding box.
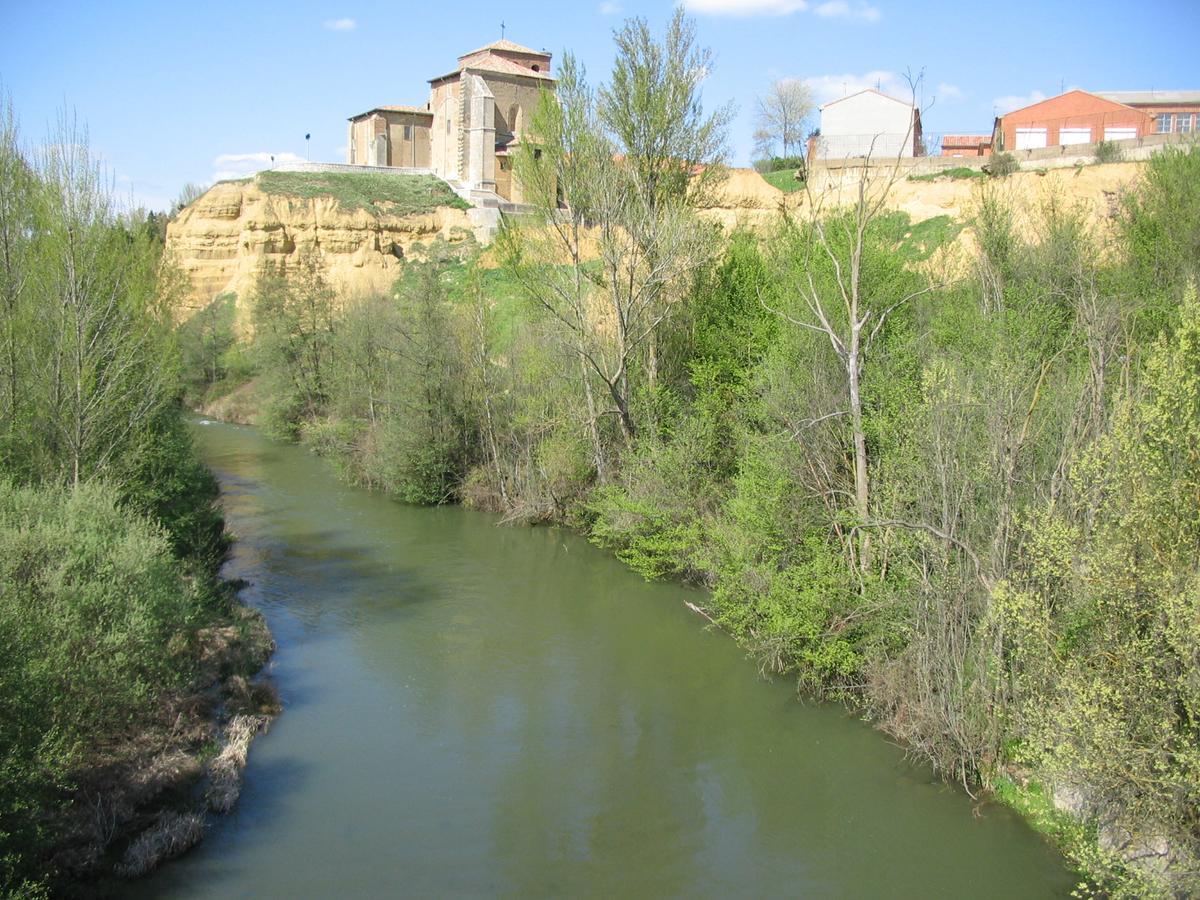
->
[167,164,1143,327]
[165,179,476,324]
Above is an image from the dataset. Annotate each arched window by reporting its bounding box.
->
[508,104,520,137]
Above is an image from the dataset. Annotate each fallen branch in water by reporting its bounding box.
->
[685,601,716,624]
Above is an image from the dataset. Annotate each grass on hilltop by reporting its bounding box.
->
[907,166,989,183]
[760,168,805,193]
[256,170,470,216]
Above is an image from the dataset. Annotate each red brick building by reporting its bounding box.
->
[1096,91,1200,136]
[993,89,1151,151]
[940,134,992,157]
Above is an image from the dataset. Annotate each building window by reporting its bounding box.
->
[1178,113,1194,134]
[1155,113,1173,133]
[404,124,413,140]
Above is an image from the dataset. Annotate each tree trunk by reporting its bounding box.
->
[847,337,871,572]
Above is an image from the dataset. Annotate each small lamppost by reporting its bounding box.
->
[305,133,311,161]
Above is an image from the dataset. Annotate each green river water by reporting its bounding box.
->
[137,420,1075,898]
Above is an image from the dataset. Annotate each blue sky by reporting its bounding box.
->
[1,0,1197,210]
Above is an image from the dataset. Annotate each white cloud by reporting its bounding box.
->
[599,1,622,13]
[681,0,810,16]
[323,18,356,31]
[992,90,1046,115]
[805,70,908,105]
[212,151,304,182]
[936,82,965,102]
[813,0,881,21]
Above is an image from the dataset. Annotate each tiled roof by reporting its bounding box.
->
[459,39,549,59]
[942,134,991,144]
[378,105,433,115]
[431,54,555,84]
[348,105,432,121]
[466,55,553,80]
[999,89,1128,118]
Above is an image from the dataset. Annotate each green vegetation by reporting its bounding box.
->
[986,151,1020,176]
[907,166,988,182]
[1094,139,1124,164]
[174,14,1200,891]
[875,212,964,262]
[224,132,1200,898]
[0,481,219,884]
[0,102,246,892]
[255,170,469,216]
[761,167,805,192]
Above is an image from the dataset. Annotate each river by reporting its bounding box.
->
[137,420,1074,898]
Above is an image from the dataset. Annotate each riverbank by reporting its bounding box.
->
[129,418,1074,897]
[38,596,277,895]
[172,144,1200,897]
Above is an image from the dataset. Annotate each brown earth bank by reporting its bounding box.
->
[721,161,1144,230]
[167,163,1147,326]
[43,602,278,896]
[195,378,262,426]
[165,177,477,328]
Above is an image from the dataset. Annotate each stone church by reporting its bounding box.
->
[346,39,554,204]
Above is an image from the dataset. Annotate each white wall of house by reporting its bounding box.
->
[817,91,916,159]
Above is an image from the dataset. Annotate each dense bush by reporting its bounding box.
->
[1094,139,1124,164]
[985,151,1019,176]
[755,154,806,174]
[0,481,210,889]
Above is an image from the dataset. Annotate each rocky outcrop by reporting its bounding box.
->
[165,178,477,325]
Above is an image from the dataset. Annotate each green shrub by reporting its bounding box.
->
[112,407,227,565]
[1120,143,1200,305]
[755,154,806,174]
[1094,139,1124,164]
[0,481,205,887]
[985,152,1019,176]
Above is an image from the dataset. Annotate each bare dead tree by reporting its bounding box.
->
[765,72,937,572]
[755,78,814,160]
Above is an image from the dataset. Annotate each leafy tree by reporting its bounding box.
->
[993,285,1200,897]
[252,253,337,438]
[364,262,473,504]
[20,115,176,487]
[598,9,732,211]
[0,93,36,475]
[509,13,726,449]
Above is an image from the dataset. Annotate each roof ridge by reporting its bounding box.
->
[820,87,912,110]
[459,38,549,60]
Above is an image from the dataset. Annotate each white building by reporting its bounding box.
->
[812,89,923,160]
